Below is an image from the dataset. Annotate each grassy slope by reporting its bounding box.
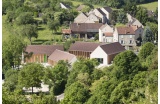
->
[137,1,158,11]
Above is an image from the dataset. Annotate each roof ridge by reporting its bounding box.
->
[55,49,75,56]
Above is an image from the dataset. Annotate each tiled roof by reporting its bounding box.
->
[100,42,125,55]
[117,26,135,35]
[103,7,112,13]
[104,32,113,37]
[69,41,104,52]
[70,23,103,33]
[62,29,71,34]
[25,45,64,56]
[48,49,76,62]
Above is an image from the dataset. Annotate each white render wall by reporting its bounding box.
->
[99,29,103,42]
[102,36,113,43]
[69,56,77,65]
[113,28,119,42]
[90,46,108,65]
[101,8,110,19]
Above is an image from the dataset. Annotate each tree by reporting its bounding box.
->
[138,42,154,62]
[136,6,148,25]
[18,63,44,94]
[16,12,35,25]
[2,35,26,70]
[114,50,141,80]
[142,26,155,44]
[123,2,137,16]
[146,22,158,42]
[20,24,38,44]
[3,69,19,92]
[48,19,60,34]
[61,82,89,104]
[117,10,127,24]
[44,60,69,95]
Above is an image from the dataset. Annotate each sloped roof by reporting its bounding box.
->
[100,42,125,55]
[62,29,71,34]
[25,45,64,56]
[70,23,103,33]
[103,7,112,13]
[48,49,76,62]
[97,8,106,15]
[104,32,113,37]
[74,12,88,23]
[60,2,71,8]
[69,41,104,52]
[117,26,135,35]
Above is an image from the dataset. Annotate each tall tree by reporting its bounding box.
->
[2,35,26,70]
[61,82,89,104]
[142,26,154,44]
[136,6,148,25]
[20,24,38,44]
[18,63,44,94]
[114,50,141,80]
[138,42,154,62]
[44,60,69,95]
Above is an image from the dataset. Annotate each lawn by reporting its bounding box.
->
[137,1,158,11]
[2,15,63,45]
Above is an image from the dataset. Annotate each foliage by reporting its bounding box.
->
[138,42,154,62]
[3,69,19,92]
[18,63,44,94]
[117,10,127,24]
[136,6,148,25]
[114,50,141,80]
[44,60,69,95]
[61,82,89,104]
[142,26,155,44]
[2,35,26,70]
[146,22,158,41]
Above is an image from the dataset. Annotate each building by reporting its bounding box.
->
[24,45,64,63]
[113,26,143,49]
[69,41,103,58]
[74,12,88,23]
[62,23,103,40]
[48,49,77,66]
[90,42,125,66]
[99,24,114,42]
[60,2,71,9]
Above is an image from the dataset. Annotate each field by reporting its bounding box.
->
[137,1,158,11]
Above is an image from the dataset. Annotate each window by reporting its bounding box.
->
[97,58,103,64]
[121,40,124,44]
[129,40,132,44]
[130,35,132,38]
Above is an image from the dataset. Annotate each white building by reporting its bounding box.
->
[90,42,125,66]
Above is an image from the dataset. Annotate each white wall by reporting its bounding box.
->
[90,46,108,65]
[69,56,77,65]
[103,36,113,43]
[113,28,118,42]
[99,29,103,42]
[60,3,68,9]
[101,8,109,19]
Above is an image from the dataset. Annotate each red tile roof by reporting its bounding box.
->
[104,32,113,37]
[117,26,135,35]
[62,29,71,34]
[48,49,76,62]
[69,41,104,52]
[25,45,64,56]
[100,42,125,55]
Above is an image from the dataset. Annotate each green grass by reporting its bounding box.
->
[115,23,126,27]
[137,1,158,11]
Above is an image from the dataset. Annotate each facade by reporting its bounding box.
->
[74,12,88,23]
[90,42,125,65]
[85,13,100,23]
[99,24,114,42]
[48,49,77,66]
[69,41,103,58]
[24,45,64,63]
[101,7,112,20]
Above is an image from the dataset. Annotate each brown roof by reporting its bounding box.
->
[70,23,103,33]
[62,29,71,34]
[117,26,135,35]
[104,32,113,37]
[69,41,103,52]
[103,7,112,13]
[48,49,76,62]
[100,42,125,55]
[25,45,64,56]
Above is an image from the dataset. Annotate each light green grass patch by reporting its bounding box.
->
[137,1,158,11]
